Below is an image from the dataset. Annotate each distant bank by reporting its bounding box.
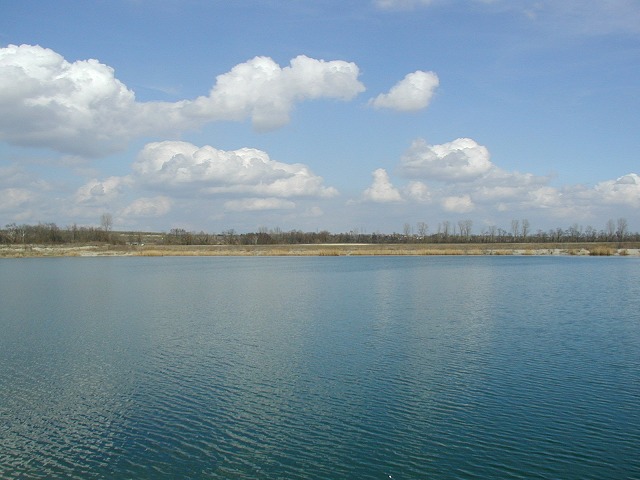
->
[1,242,639,258]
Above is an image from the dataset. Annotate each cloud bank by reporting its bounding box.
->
[0,44,365,157]
[132,141,338,199]
[359,137,640,223]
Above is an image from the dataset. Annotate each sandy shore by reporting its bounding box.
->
[1,243,639,258]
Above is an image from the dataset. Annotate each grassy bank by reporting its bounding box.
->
[1,242,639,258]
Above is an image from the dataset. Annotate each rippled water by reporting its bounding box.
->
[1,256,639,479]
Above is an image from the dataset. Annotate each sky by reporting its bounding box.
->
[1,0,639,235]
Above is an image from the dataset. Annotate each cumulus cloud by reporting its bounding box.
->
[355,136,607,221]
[224,198,296,212]
[472,169,553,206]
[133,141,338,199]
[369,71,439,111]
[384,136,640,223]
[594,173,640,207]
[404,180,432,202]
[74,176,133,205]
[362,168,404,202]
[189,55,365,131]
[358,137,560,213]
[121,196,173,217]
[0,44,142,156]
[399,138,493,181]
[441,194,474,213]
[0,44,364,156]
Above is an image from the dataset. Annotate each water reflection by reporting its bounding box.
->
[1,256,639,479]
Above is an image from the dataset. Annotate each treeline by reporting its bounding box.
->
[2,218,637,246]
[156,217,639,245]
[1,222,117,245]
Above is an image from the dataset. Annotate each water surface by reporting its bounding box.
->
[1,256,639,479]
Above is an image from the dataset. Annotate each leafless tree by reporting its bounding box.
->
[487,225,497,243]
[606,219,616,240]
[441,221,450,240]
[101,213,113,232]
[417,222,428,238]
[616,218,628,241]
[458,219,473,240]
[521,219,530,240]
[511,219,520,239]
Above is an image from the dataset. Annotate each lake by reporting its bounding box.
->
[1,256,639,479]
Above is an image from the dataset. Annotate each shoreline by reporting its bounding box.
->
[1,242,639,258]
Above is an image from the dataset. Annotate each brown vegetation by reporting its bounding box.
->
[1,219,639,258]
[1,242,638,258]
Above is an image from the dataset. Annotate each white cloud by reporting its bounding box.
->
[0,44,140,156]
[594,173,640,207]
[0,188,32,211]
[121,196,173,217]
[442,194,475,213]
[358,135,622,222]
[362,168,404,202]
[74,176,133,205]
[399,138,493,182]
[133,141,338,199]
[354,134,640,227]
[0,45,365,156]
[472,169,552,206]
[525,185,563,209]
[224,198,296,212]
[190,55,365,131]
[404,181,432,202]
[369,71,439,111]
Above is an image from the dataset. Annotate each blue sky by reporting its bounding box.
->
[1,0,639,235]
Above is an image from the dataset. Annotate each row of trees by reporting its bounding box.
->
[400,218,633,243]
[164,218,637,245]
[1,218,637,246]
[1,222,116,245]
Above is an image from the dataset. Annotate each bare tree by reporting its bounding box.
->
[100,213,113,241]
[521,219,530,241]
[606,219,616,241]
[441,221,450,240]
[486,225,497,243]
[511,219,520,239]
[568,223,582,242]
[458,219,473,240]
[403,223,412,239]
[616,218,628,241]
[417,222,428,238]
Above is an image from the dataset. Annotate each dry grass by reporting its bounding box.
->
[318,249,340,256]
[2,242,639,258]
[588,246,616,256]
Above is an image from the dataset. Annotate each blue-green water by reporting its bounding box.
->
[1,256,639,479]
